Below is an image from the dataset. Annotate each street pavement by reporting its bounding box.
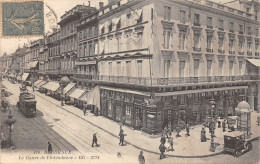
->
[1,79,260,164]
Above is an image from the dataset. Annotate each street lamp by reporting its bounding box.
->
[209,98,216,152]
[59,76,70,106]
[4,110,16,147]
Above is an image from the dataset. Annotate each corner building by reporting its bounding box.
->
[94,0,260,134]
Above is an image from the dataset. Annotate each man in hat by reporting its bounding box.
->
[83,102,87,116]
[48,142,52,153]
[119,129,125,146]
[92,133,98,147]
[138,151,145,164]
[159,142,166,159]
[185,124,190,136]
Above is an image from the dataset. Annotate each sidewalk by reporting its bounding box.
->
[10,82,260,157]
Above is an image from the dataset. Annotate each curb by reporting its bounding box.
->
[34,91,227,158]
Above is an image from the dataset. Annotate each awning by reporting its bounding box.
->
[68,88,86,99]
[42,81,57,90]
[30,61,39,68]
[22,73,29,81]
[155,86,248,97]
[35,81,47,88]
[64,83,76,95]
[247,58,260,67]
[49,82,60,92]
[100,86,150,96]
[79,86,100,109]
[34,80,42,86]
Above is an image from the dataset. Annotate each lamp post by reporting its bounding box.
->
[5,110,16,147]
[209,98,216,152]
[59,76,70,106]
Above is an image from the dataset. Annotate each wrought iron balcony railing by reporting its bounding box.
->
[206,48,213,53]
[193,47,201,52]
[218,49,225,54]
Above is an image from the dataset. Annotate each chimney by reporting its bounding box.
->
[99,2,104,9]
[88,1,91,6]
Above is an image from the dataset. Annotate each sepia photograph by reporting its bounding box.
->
[0,0,259,163]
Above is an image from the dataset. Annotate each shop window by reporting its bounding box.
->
[125,105,132,124]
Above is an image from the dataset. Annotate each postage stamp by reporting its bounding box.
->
[1,1,44,37]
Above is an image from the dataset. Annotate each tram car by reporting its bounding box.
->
[17,92,37,117]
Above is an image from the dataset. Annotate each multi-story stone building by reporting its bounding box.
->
[58,5,93,79]
[89,0,260,133]
[46,29,61,81]
[38,36,48,80]
[74,4,98,90]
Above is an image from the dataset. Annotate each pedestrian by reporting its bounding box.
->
[119,129,125,146]
[217,116,221,128]
[48,142,52,153]
[257,116,260,126]
[159,143,166,159]
[83,102,87,116]
[176,126,181,138]
[167,135,174,151]
[222,120,226,132]
[92,133,99,147]
[138,151,145,164]
[201,127,207,142]
[230,125,235,131]
[185,124,190,136]
[160,134,166,144]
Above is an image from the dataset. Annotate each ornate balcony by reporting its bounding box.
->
[193,22,201,27]
[229,51,235,54]
[207,25,213,29]
[238,51,244,55]
[206,48,213,53]
[95,75,260,86]
[218,49,225,54]
[218,27,224,31]
[247,51,252,56]
[239,31,244,35]
[193,47,201,52]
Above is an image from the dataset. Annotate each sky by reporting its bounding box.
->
[0,0,239,56]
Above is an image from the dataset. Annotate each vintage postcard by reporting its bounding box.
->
[0,0,259,164]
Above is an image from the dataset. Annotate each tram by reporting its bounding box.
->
[17,92,37,117]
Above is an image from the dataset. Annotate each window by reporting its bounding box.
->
[207,35,213,49]
[163,60,170,78]
[180,10,186,24]
[126,13,131,26]
[137,60,142,77]
[239,25,243,33]
[207,17,212,27]
[239,39,244,51]
[256,28,259,37]
[179,32,186,50]
[164,6,171,21]
[194,14,200,25]
[179,61,185,77]
[193,34,200,49]
[137,32,143,49]
[84,45,87,56]
[218,60,223,76]
[246,8,250,13]
[108,22,112,32]
[194,59,199,77]
[137,12,143,24]
[126,61,131,76]
[101,27,104,35]
[247,39,252,51]
[95,26,98,36]
[218,37,224,50]
[108,62,112,76]
[229,22,234,32]
[116,37,121,52]
[163,30,171,49]
[126,34,131,50]
[116,20,121,29]
[229,61,233,75]
[255,42,259,51]
[125,105,131,124]
[207,60,212,76]
[229,38,234,51]
[248,27,251,35]
[239,61,243,75]
[89,43,92,55]
[116,62,121,76]
[219,19,224,29]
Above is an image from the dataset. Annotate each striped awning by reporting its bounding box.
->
[68,88,86,99]
[64,83,76,95]
[22,73,29,81]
